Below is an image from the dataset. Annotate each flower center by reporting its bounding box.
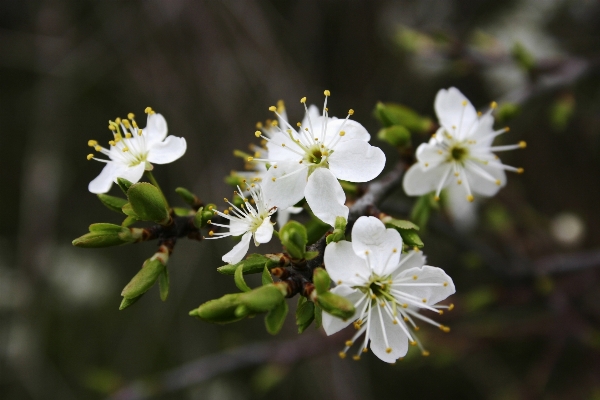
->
[449,144,468,163]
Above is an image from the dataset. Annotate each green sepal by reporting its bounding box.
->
[175,187,198,206]
[189,293,244,324]
[296,297,315,334]
[326,216,347,244]
[377,125,411,148]
[193,204,216,228]
[193,207,204,228]
[279,221,307,259]
[121,215,138,227]
[265,300,288,335]
[119,294,143,310]
[97,194,128,214]
[234,264,252,292]
[239,284,286,313]
[117,177,133,195]
[127,183,171,225]
[217,254,281,275]
[314,304,323,328]
[121,259,165,300]
[158,269,169,301]
[384,218,420,231]
[399,229,424,248]
[262,265,274,286]
[313,267,331,294]
[374,102,432,133]
[316,292,355,320]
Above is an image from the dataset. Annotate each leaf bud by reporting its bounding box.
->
[313,267,331,294]
[189,293,244,324]
[374,102,433,133]
[279,221,308,259]
[315,292,355,320]
[97,194,128,214]
[120,258,166,300]
[175,187,199,207]
[217,254,282,275]
[127,183,171,225]
[117,177,133,195]
[239,284,286,313]
[377,125,411,148]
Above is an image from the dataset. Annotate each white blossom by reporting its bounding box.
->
[207,184,276,265]
[256,91,386,226]
[403,87,525,203]
[322,216,455,363]
[87,108,187,194]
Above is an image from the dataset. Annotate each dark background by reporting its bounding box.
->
[1,0,600,399]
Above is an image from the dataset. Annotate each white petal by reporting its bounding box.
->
[265,130,305,161]
[88,162,121,194]
[324,119,371,143]
[147,136,187,164]
[324,241,370,286]
[144,113,169,146]
[254,216,274,244]
[444,184,478,231]
[275,206,303,227]
[434,87,478,140]
[301,104,321,128]
[402,163,450,196]
[351,216,402,276]
[229,218,251,237]
[328,140,386,182]
[369,304,409,362]
[394,265,455,305]
[222,231,252,264]
[392,250,427,277]
[113,163,146,186]
[322,285,363,335]
[415,140,446,169]
[464,162,506,197]
[305,168,348,226]
[469,113,496,147]
[261,161,308,210]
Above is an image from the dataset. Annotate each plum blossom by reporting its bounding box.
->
[206,184,276,265]
[403,87,525,203]
[256,91,386,226]
[322,216,455,363]
[87,108,187,194]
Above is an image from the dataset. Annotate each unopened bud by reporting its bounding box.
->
[239,284,286,313]
[316,292,355,320]
[127,183,170,225]
[377,125,411,148]
[279,221,308,259]
[121,259,165,300]
[313,268,331,294]
[190,293,244,324]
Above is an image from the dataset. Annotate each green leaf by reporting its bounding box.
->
[304,251,319,260]
[265,300,288,335]
[172,207,190,217]
[239,284,285,313]
[399,229,424,248]
[384,218,420,231]
[217,254,281,275]
[121,203,139,219]
[88,223,127,233]
[296,297,315,333]
[234,264,252,292]
[317,292,355,320]
[313,267,331,294]
[121,259,165,299]
[175,187,198,206]
[279,221,307,259]
[117,177,133,195]
[119,294,143,310]
[72,230,130,248]
[121,215,138,227]
[374,102,432,133]
[305,218,330,245]
[127,183,170,224]
[97,194,128,214]
[262,265,274,286]
[158,269,169,301]
[189,293,244,324]
[377,125,411,148]
[314,304,322,328]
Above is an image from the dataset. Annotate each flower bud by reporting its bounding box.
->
[377,125,411,148]
[189,293,244,324]
[279,221,308,259]
[72,224,134,248]
[127,182,171,225]
[313,267,331,294]
[120,258,165,300]
[239,284,286,313]
[193,204,217,228]
[315,292,355,320]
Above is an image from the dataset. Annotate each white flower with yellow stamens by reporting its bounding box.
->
[403,87,525,202]
[322,216,455,363]
[87,108,187,194]
[207,184,276,265]
[257,91,386,226]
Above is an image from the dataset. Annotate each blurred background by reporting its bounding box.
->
[1,0,600,399]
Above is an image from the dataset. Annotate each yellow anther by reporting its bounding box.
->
[272,120,278,126]
[454,172,459,177]
[88,140,98,147]
[254,152,261,158]
[393,248,397,253]
[409,341,417,346]
[300,97,307,103]
[443,282,448,287]
[86,154,94,160]
[370,294,376,299]
[122,120,130,127]
[247,157,254,162]
[385,347,392,354]
[448,304,454,311]
[254,130,262,138]
[352,355,361,361]
[424,163,429,167]
[362,347,368,353]
[128,113,135,120]
[324,89,331,96]
[495,179,501,185]
[402,304,408,309]
[467,195,474,202]
[414,326,420,331]
[345,340,353,347]
[437,150,443,155]
[109,124,116,131]
[338,352,346,359]
[223,209,229,215]
[208,231,214,237]
[272,177,276,182]
[412,275,417,280]
[491,101,498,109]
[439,310,444,315]
[108,140,116,146]
[325,107,328,112]
[339,131,345,136]
[517,167,524,174]
[255,122,263,129]
[277,99,285,110]
[281,143,285,147]
[125,133,132,139]
[519,141,527,148]
[477,111,482,116]
[348,109,354,115]
[440,325,451,333]
[337,280,342,284]
[94,145,102,152]
[504,126,510,132]
[413,246,419,252]
[296,122,302,127]
[422,298,427,303]
[268,106,277,112]
[138,129,143,136]
[122,147,129,152]
[461,100,467,106]
[392,319,398,325]
[422,350,430,357]
[206,220,212,225]
[457,180,462,185]
[434,196,440,201]
[224,198,229,203]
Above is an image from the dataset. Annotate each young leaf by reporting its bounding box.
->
[279,221,308,259]
[119,294,143,310]
[217,254,281,275]
[158,269,169,301]
[117,177,133,195]
[296,298,315,334]
[121,259,165,299]
[262,265,274,286]
[97,194,128,214]
[265,300,288,335]
[314,304,323,329]
[399,229,424,248]
[234,264,252,292]
[127,183,170,224]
